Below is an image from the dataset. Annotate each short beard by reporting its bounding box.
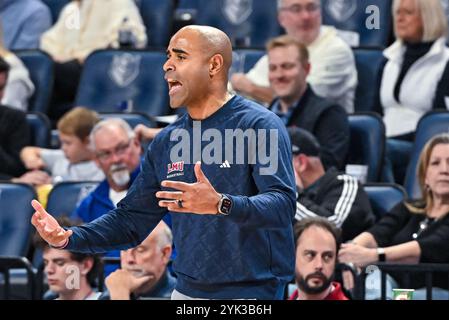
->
[109,164,130,187]
[297,271,334,295]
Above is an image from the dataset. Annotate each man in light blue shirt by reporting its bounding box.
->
[0,0,51,50]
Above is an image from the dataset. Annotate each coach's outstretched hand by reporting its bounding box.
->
[30,199,73,248]
[157,162,221,214]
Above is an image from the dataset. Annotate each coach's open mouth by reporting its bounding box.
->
[167,79,183,95]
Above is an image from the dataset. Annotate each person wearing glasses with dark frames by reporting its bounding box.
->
[339,133,449,300]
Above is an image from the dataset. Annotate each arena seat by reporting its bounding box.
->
[364,183,406,220]
[136,0,175,48]
[99,112,157,129]
[347,113,385,183]
[26,112,51,148]
[176,0,281,48]
[0,183,36,256]
[75,49,170,117]
[42,0,69,23]
[233,49,265,74]
[353,48,385,113]
[15,50,54,114]
[321,0,393,48]
[46,181,99,217]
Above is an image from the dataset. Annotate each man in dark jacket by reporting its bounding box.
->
[289,127,375,241]
[267,34,349,170]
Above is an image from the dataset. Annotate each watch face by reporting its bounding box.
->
[220,198,232,214]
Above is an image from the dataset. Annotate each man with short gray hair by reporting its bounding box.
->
[70,118,172,274]
[72,118,143,223]
[103,221,176,300]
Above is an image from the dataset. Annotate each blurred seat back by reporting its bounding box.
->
[137,0,175,48]
[233,49,265,74]
[99,112,157,128]
[404,111,449,199]
[0,183,36,256]
[347,113,385,183]
[75,49,169,117]
[321,0,393,48]
[15,50,54,114]
[177,0,281,48]
[26,112,51,148]
[364,183,406,220]
[46,181,99,218]
[42,0,70,22]
[353,48,385,113]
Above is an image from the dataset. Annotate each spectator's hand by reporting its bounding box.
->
[342,270,355,291]
[20,147,45,170]
[12,170,51,186]
[339,243,377,268]
[230,73,254,95]
[30,199,73,247]
[105,269,153,300]
[156,162,221,214]
[134,124,161,142]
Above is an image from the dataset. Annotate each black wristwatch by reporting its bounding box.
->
[377,248,386,262]
[217,194,232,215]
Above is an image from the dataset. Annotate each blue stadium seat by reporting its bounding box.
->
[34,182,96,277]
[99,112,157,129]
[75,49,170,117]
[136,0,175,48]
[353,48,385,113]
[14,50,54,114]
[233,49,265,73]
[404,111,449,199]
[0,183,36,256]
[46,181,99,218]
[26,112,51,148]
[42,0,69,23]
[176,0,281,48]
[177,0,198,8]
[321,0,393,48]
[347,113,385,182]
[364,183,406,220]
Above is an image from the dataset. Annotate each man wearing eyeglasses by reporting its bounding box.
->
[70,118,172,274]
[230,0,357,113]
[70,118,143,223]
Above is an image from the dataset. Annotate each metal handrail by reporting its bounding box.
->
[356,263,449,300]
[0,256,37,300]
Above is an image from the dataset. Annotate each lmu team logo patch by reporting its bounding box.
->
[167,161,185,178]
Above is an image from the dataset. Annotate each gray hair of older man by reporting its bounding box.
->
[88,118,135,151]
